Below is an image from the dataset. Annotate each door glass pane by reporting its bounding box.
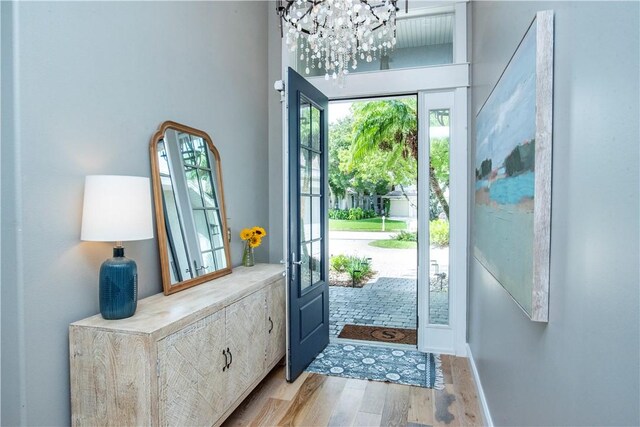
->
[300,196,311,243]
[311,241,321,285]
[300,98,311,147]
[193,210,212,251]
[200,171,217,208]
[201,251,214,275]
[179,133,196,166]
[192,137,210,168]
[185,167,204,208]
[428,108,450,325]
[311,152,321,195]
[206,210,224,250]
[300,242,312,291]
[300,149,310,194]
[311,196,321,241]
[214,248,226,270]
[311,105,321,150]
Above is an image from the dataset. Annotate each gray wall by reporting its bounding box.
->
[468,2,639,426]
[1,2,269,425]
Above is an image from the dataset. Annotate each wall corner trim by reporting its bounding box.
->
[466,343,494,427]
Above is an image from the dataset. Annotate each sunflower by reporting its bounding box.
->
[249,235,262,248]
[240,228,253,240]
[252,226,267,237]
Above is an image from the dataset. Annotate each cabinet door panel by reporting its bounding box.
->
[225,289,266,406]
[158,310,227,426]
[70,329,152,426]
[267,279,286,366]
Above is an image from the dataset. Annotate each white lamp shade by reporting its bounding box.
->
[81,175,154,242]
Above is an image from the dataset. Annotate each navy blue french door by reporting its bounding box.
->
[286,67,330,381]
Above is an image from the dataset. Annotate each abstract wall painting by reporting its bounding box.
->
[474,11,554,322]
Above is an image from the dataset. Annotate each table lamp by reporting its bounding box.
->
[81,175,154,319]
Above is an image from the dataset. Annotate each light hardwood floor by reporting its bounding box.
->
[222,355,484,427]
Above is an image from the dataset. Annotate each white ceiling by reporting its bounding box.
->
[395,12,454,49]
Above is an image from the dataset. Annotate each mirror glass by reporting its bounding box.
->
[150,121,232,294]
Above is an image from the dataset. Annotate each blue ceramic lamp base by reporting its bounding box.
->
[100,246,138,320]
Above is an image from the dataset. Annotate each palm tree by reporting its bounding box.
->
[349,99,450,219]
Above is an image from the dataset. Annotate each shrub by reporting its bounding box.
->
[346,256,372,284]
[328,209,350,220]
[390,223,448,245]
[329,208,377,221]
[347,207,360,220]
[347,207,364,220]
[330,254,373,285]
[394,230,417,242]
[363,209,377,219]
[330,254,350,272]
[430,219,449,246]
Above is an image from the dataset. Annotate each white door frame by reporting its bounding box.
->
[301,81,469,356]
[417,89,468,356]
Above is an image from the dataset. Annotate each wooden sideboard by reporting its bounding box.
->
[69,264,286,426]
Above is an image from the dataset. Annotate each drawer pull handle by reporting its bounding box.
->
[268,317,274,334]
[227,347,232,367]
[222,349,228,372]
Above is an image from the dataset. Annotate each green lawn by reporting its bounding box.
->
[368,239,417,249]
[329,218,407,232]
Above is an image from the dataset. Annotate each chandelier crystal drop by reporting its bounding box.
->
[278,0,398,81]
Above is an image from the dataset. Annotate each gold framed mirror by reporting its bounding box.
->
[150,121,232,295]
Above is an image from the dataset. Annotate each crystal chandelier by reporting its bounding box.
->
[277,0,399,81]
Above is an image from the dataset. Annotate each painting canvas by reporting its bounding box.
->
[474,11,553,322]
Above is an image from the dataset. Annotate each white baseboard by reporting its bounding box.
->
[466,343,494,427]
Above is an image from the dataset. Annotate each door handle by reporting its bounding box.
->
[222,349,228,372]
[193,260,209,275]
[227,347,232,367]
[268,316,274,334]
[291,252,303,266]
[290,252,302,281]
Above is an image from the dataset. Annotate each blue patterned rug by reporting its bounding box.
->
[306,343,443,389]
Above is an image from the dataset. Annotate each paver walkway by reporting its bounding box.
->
[329,276,449,338]
[328,229,450,339]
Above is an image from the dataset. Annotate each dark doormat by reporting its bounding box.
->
[338,324,417,345]
[306,343,442,389]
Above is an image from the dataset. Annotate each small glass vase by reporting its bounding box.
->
[242,242,255,267]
